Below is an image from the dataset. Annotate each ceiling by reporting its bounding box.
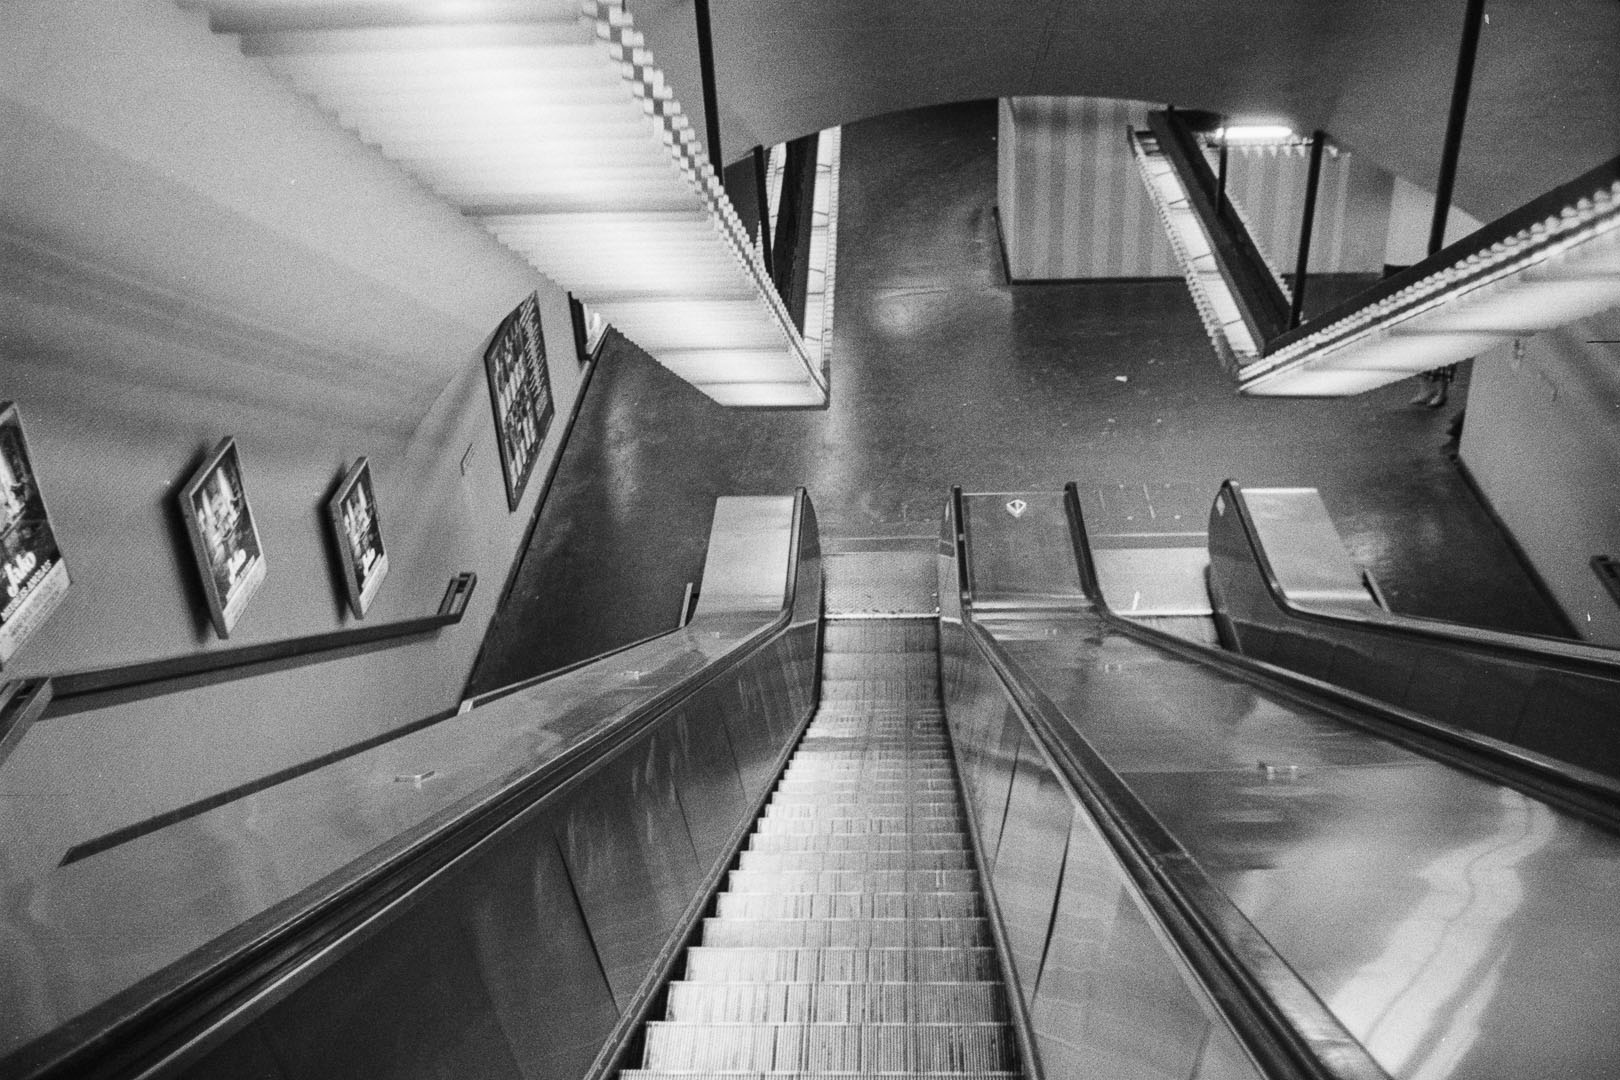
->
[637,0,1619,221]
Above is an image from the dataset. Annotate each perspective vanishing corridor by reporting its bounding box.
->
[625,556,1021,1076]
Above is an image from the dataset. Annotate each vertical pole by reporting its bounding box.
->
[1428,0,1487,256]
[1289,130,1327,329]
[753,144,774,275]
[693,0,722,172]
[1216,120,1230,220]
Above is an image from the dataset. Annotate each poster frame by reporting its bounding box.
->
[327,457,389,619]
[179,437,267,639]
[0,402,71,666]
[483,292,555,511]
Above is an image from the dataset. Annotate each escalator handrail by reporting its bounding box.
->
[465,487,815,711]
[1260,153,1620,361]
[4,490,819,1080]
[948,488,1392,1080]
[1061,481,1620,830]
[1213,479,1620,673]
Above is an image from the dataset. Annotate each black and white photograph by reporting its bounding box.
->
[5,4,1620,1077]
[484,291,554,511]
[328,457,388,618]
[0,402,70,665]
[179,437,266,638]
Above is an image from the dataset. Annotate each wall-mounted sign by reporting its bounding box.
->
[484,292,554,511]
[179,437,267,638]
[0,403,70,665]
[328,457,388,618]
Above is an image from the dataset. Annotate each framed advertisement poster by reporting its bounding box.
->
[484,292,555,510]
[328,457,388,618]
[0,403,70,665]
[179,437,267,638]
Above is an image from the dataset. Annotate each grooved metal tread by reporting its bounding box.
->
[631,627,1019,1076]
[684,947,1002,982]
[666,981,1010,1023]
[641,1021,1015,1072]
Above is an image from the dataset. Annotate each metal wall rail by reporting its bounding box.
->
[944,488,1390,1080]
[1064,482,1620,830]
[1,492,822,1080]
[0,574,475,768]
[1207,480,1620,777]
[1144,109,1294,347]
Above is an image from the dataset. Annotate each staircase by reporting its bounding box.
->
[623,619,1021,1077]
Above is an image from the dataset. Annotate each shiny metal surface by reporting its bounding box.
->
[967,489,1620,1080]
[1,494,819,1079]
[960,493,1085,609]
[986,737,1069,996]
[939,614,1265,1080]
[1209,480,1620,777]
[556,729,705,1010]
[693,496,800,617]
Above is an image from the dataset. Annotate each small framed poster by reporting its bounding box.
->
[328,457,388,618]
[179,437,267,638]
[484,292,555,510]
[0,403,71,665]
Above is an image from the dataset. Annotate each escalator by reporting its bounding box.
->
[12,491,1620,1080]
[625,620,1019,1077]
[1204,479,1620,778]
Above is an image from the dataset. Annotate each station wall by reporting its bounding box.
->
[0,1,585,873]
[1462,312,1620,645]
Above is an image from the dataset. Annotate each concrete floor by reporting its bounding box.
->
[467,100,1566,693]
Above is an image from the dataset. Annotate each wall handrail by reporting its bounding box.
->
[0,573,475,768]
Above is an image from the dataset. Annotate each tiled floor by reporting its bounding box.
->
[467,100,1567,693]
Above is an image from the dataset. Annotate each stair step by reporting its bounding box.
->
[738,850,974,872]
[754,816,963,835]
[715,891,983,920]
[748,834,968,855]
[664,981,1010,1024]
[641,1021,1016,1072]
[684,947,1001,983]
[726,869,982,895]
[773,779,958,793]
[763,802,962,819]
[701,917,989,949]
[627,1073,1018,1080]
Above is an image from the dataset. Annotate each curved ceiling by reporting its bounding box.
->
[638,0,1620,220]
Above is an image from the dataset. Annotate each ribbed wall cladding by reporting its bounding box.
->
[623,616,1021,1078]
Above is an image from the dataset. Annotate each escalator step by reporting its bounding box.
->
[714,892,983,920]
[640,1021,1016,1072]
[683,946,1001,983]
[725,869,981,894]
[762,802,963,820]
[624,1073,1018,1079]
[754,816,964,835]
[664,981,1010,1023]
[821,621,937,651]
[820,653,940,679]
[746,834,969,854]
[736,849,975,872]
[700,917,990,949]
